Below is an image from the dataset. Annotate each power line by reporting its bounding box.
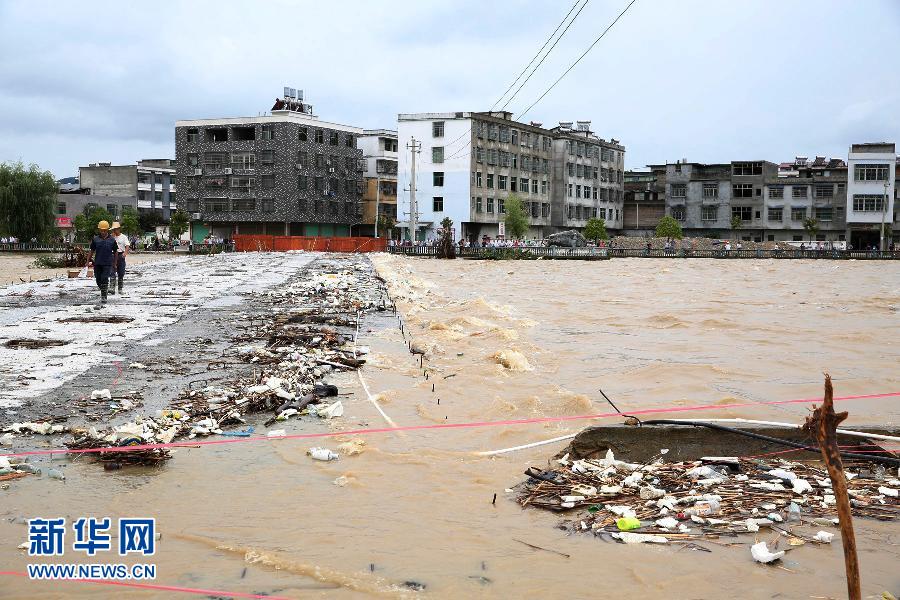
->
[490,0,584,111]
[518,0,638,120]
[500,0,591,111]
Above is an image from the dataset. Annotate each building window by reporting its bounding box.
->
[702,183,718,198]
[186,199,200,212]
[815,207,833,221]
[476,147,485,163]
[499,175,507,190]
[486,197,494,213]
[791,206,807,220]
[433,172,444,187]
[575,185,581,198]
[204,199,229,212]
[476,197,483,212]
[733,161,762,176]
[231,177,254,192]
[260,174,274,189]
[260,150,275,165]
[298,175,308,190]
[792,186,808,198]
[260,199,274,212]
[498,198,505,214]
[154,192,162,203]
[261,125,275,140]
[541,180,547,195]
[852,194,885,212]
[854,164,889,181]
[542,203,550,217]
[769,185,784,199]
[432,121,445,137]
[432,147,444,163]
[329,131,339,146]
[815,184,833,198]
[733,184,753,198]
[567,183,573,197]
[433,197,443,212]
[106,203,117,216]
[511,130,518,145]
[315,176,324,191]
[701,205,717,221]
[230,151,255,169]
[768,207,783,221]
[188,154,199,168]
[314,129,324,144]
[531,180,538,194]
[670,184,686,198]
[487,173,494,189]
[345,134,354,148]
[57,202,66,215]
[476,171,482,187]
[672,206,686,221]
[567,163,575,177]
[598,207,606,219]
[186,128,199,142]
[298,127,308,141]
[732,206,752,221]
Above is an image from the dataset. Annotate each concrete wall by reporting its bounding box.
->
[79,165,137,197]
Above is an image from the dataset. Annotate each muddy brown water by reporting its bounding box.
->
[1,256,899,598]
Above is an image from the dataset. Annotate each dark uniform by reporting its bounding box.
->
[89,234,118,303]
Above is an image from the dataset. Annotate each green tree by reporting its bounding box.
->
[119,206,142,237]
[504,194,529,239]
[730,214,742,239]
[0,161,58,241]
[377,213,396,238]
[803,217,819,242]
[139,209,165,233]
[583,218,609,242]
[168,209,190,240]
[73,205,113,242]
[655,215,683,240]
[437,216,456,259]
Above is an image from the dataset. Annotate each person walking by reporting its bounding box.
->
[86,220,117,308]
[108,221,130,295]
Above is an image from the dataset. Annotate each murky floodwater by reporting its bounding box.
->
[2,256,899,598]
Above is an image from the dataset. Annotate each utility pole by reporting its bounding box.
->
[406,137,421,243]
[374,176,381,238]
[881,179,888,252]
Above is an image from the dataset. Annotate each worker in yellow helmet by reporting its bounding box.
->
[86,220,117,308]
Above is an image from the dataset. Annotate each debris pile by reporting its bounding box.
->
[517,450,899,548]
[60,256,389,466]
[608,236,795,251]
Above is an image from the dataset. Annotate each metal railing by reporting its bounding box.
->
[388,245,900,260]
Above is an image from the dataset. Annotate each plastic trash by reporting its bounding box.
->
[768,468,797,481]
[615,517,642,531]
[307,447,339,461]
[318,400,344,419]
[46,469,66,481]
[767,512,784,523]
[792,479,813,494]
[639,485,666,499]
[786,502,801,522]
[813,531,834,543]
[90,389,112,400]
[655,517,679,529]
[751,541,784,563]
[266,429,287,438]
[571,484,597,497]
[878,486,898,498]
[612,532,668,544]
[684,499,720,517]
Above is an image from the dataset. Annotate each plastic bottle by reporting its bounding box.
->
[307,447,339,461]
[683,499,720,517]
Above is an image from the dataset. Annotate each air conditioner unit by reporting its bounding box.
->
[328,167,335,173]
[224,168,233,175]
[191,212,201,220]
[296,163,303,170]
[193,168,202,175]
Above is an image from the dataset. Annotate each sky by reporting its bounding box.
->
[1,0,899,178]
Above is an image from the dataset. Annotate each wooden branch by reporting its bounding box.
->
[802,374,861,600]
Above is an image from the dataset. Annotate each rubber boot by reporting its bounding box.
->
[109,277,116,295]
[118,276,124,294]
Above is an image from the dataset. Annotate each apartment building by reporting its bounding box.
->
[175,96,364,241]
[357,129,398,237]
[623,167,666,235]
[846,143,896,249]
[79,159,177,218]
[550,121,625,232]
[396,111,624,243]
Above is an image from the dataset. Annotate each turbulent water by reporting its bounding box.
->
[1,256,898,598]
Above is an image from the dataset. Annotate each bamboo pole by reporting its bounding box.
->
[803,374,861,600]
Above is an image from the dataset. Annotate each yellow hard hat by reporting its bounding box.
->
[110,221,121,230]
[98,220,110,230]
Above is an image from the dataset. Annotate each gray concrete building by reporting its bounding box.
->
[79,160,177,218]
[175,96,364,241]
[550,121,625,232]
[623,167,666,235]
[54,192,137,240]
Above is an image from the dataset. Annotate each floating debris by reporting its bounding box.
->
[57,315,134,324]
[4,339,68,349]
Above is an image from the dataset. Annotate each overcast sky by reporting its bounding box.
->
[1,0,899,178]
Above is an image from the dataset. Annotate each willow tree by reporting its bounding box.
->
[0,162,58,241]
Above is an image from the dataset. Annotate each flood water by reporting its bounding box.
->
[2,256,899,598]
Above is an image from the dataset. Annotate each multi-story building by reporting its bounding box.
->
[396,111,624,243]
[846,142,896,249]
[79,159,177,218]
[55,188,137,240]
[175,96,364,241]
[654,143,898,244]
[358,129,398,237]
[550,121,625,232]
[623,167,666,235]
